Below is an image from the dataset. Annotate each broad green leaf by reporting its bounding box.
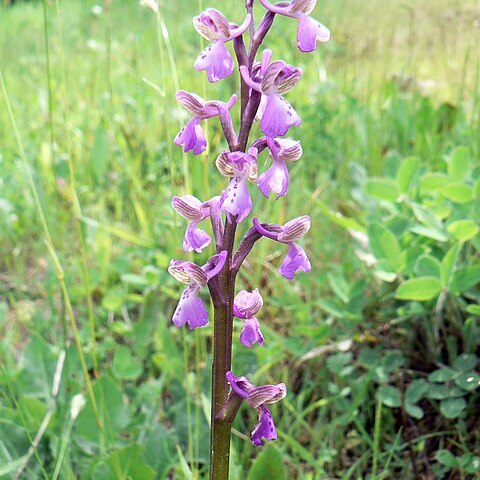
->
[440,397,466,419]
[428,367,457,382]
[317,299,345,317]
[18,336,58,401]
[247,446,287,480]
[447,146,470,181]
[451,267,480,292]
[455,372,480,392]
[443,182,473,204]
[365,178,399,202]
[102,287,125,312]
[75,375,129,444]
[426,384,464,400]
[405,379,428,403]
[112,346,143,381]
[396,157,420,193]
[373,260,397,282]
[315,199,365,232]
[410,224,448,242]
[92,445,155,480]
[405,403,424,419]
[414,255,441,278]
[435,449,457,468]
[143,425,177,478]
[377,385,401,408]
[395,277,442,301]
[368,223,404,272]
[411,203,444,230]
[464,455,480,474]
[474,176,480,197]
[466,305,480,315]
[440,242,461,288]
[453,354,478,371]
[327,272,350,303]
[420,173,448,194]
[447,220,479,241]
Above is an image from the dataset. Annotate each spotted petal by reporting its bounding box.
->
[174,117,207,155]
[194,41,235,83]
[251,406,277,446]
[279,243,311,280]
[297,14,330,52]
[183,222,211,253]
[240,317,265,348]
[259,94,301,137]
[172,285,208,329]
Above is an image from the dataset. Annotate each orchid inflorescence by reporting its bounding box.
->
[162,0,329,469]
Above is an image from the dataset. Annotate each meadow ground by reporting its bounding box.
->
[0,0,479,478]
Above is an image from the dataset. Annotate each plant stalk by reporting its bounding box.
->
[210,220,237,480]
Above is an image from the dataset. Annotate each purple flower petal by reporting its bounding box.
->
[226,371,255,398]
[260,94,301,137]
[257,158,289,198]
[202,250,227,281]
[171,194,204,220]
[279,243,311,280]
[251,406,277,446]
[220,175,252,223]
[297,14,330,53]
[194,41,235,83]
[183,222,211,253]
[277,215,310,242]
[240,317,265,348]
[234,289,263,318]
[174,117,207,155]
[246,384,286,408]
[172,285,208,329]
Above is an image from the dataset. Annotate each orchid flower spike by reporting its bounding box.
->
[253,215,311,279]
[168,251,227,329]
[194,9,251,83]
[226,372,286,446]
[259,0,330,52]
[253,136,303,198]
[217,148,258,223]
[174,90,237,154]
[171,195,220,253]
[234,289,265,347]
[240,50,302,137]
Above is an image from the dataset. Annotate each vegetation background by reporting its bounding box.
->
[0,0,479,478]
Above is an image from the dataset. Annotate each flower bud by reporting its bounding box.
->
[234,288,263,318]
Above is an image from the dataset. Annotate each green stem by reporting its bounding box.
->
[210,220,237,480]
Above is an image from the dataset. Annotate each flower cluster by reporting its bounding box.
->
[165,0,329,449]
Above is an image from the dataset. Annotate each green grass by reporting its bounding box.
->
[0,0,479,478]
